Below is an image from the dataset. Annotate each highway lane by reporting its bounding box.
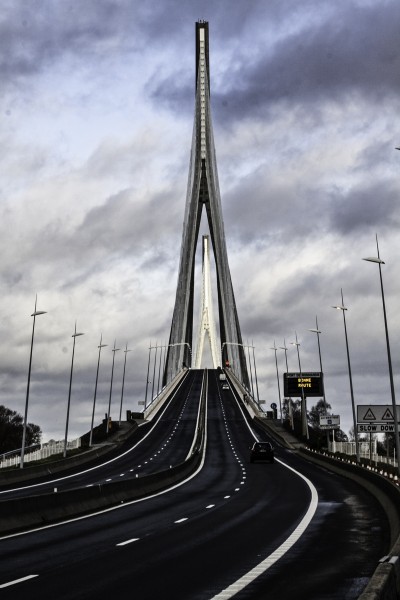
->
[0,368,204,499]
[0,370,390,599]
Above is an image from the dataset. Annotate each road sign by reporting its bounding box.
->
[357,423,397,434]
[283,372,324,397]
[356,404,400,423]
[320,415,340,429]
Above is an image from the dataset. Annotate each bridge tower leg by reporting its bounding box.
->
[164,21,250,388]
[194,235,220,368]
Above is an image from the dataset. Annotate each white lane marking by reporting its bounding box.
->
[175,518,188,523]
[210,459,319,599]
[0,374,209,542]
[206,504,215,509]
[0,574,39,588]
[116,538,139,546]
[0,371,191,495]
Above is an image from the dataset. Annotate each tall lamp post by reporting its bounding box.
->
[119,344,131,425]
[89,335,107,446]
[246,340,255,399]
[144,342,152,409]
[64,323,84,458]
[332,289,359,462]
[291,332,309,439]
[151,342,158,403]
[308,316,329,446]
[221,341,259,404]
[363,237,400,476]
[106,341,120,434]
[280,340,293,429]
[21,296,47,469]
[270,341,282,422]
[251,341,260,406]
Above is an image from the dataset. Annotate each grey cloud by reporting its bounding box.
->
[147,1,400,125]
[328,181,400,235]
[213,2,400,123]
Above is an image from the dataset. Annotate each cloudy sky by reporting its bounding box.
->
[1,0,399,444]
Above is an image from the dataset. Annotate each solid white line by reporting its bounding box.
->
[210,459,318,599]
[116,538,139,546]
[0,574,39,588]
[0,371,191,495]
[0,374,209,541]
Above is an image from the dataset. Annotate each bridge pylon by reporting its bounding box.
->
[164,21,250,389]
[194,235,220,369]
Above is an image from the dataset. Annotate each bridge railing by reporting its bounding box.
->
[0,438,81,469]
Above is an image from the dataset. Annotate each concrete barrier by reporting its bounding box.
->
[0,369,207,537]
[0,448,203,535]
[256,417,400,600]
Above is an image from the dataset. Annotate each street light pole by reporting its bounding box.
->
[106,341,120,434]
[64,323,84,458]
[246,341,255,399]
[280,340,293,429]
[21,296,47,468]
[332,289,359,462]
[144,342,152,409]
[119,344,131,426]
[89,335,107,447]
[151,342,158,403]
[251,342,260,406]
[270,341,282,422]
[291,332,308,439]
[363,236,400,476]
[308,316,329,446]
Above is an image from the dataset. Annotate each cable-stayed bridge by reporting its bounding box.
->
[0,22,398,600]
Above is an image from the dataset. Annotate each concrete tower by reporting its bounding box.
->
[194,235,220,368]
[164,21,249,388]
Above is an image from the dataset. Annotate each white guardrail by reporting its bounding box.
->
[0,438,81,469]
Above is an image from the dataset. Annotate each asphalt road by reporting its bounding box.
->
[0,369,390,599]
[0,368,204,499]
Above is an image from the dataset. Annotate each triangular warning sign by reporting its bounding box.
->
[363,408,376,421]
[382,408,394,421]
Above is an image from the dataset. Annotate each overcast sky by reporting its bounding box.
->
[1,0,399,444]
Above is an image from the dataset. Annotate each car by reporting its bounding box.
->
[222,383,229,390]
[250,441,274,463]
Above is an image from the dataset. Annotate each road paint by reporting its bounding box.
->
[210,459,319,599]
[174,518,188,523]
[0,574,39,588]
[116,538,139,546]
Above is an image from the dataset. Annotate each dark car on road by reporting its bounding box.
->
[250,441,274,463]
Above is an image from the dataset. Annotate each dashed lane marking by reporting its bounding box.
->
[0,575,39,588]
[116,538,140,546]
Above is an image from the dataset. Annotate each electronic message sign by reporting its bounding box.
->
[283,372,324,397]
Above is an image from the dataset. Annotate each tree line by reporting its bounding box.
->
[0,405,42,455]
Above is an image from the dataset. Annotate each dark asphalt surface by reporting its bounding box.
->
[0,369,390,599]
